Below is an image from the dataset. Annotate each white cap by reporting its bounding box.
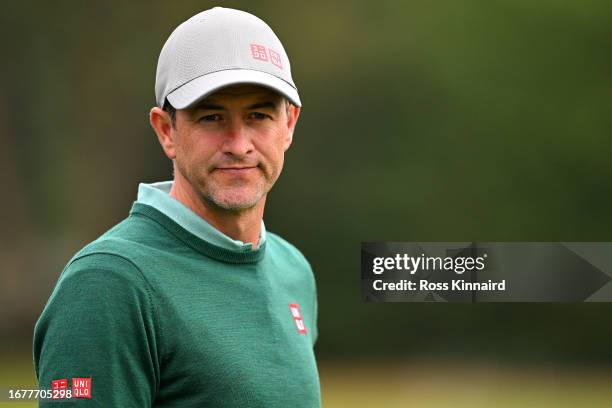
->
[155,7,301,109]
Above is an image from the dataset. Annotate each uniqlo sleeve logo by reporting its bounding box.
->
[250,43,268,61]
[289,303,307,334]
[51,378,68,399]
[269,49,282,69]
[72,377,92,398]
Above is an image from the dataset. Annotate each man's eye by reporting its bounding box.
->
[249,112,270,120]
[199,114,222,122]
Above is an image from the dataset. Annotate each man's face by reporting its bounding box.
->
[167,85,299,212]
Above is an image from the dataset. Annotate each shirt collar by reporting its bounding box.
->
[136,181,266,252]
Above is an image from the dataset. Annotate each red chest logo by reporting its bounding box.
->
[289,303,307,334]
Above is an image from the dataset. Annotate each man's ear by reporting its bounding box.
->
[284,104,300,151]
[149,107,177,160]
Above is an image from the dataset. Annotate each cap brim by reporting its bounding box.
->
[166,69,301,109]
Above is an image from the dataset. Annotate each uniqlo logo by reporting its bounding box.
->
[72,377,92,399]
[289,303,307,334]
[269,49,282,69]
[249,44,283,70]
[250,43,268,61]
[51,378,68,400]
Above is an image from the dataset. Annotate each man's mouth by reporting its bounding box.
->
[214,166,258,175]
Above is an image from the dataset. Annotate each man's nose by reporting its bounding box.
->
[222,119,254,158]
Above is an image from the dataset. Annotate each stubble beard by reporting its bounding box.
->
[178,162,276,213]
[200,172,269,212]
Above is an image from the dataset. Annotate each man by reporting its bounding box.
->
[33,7,320,407]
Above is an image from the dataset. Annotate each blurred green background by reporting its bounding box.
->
[2,1,612,406]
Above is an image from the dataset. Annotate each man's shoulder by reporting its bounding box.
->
[65,211,168,277]
[266,231,312,271]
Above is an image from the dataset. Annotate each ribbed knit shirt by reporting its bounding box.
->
[33,182,320,407]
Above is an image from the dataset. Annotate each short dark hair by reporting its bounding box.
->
[162,99,177,128]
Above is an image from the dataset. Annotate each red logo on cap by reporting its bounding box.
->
[250,44,268,61]
[289,303,307,334]
[269,49,282,69]
[250,43,283,70]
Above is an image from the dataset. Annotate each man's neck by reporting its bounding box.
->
[169,176,264,249]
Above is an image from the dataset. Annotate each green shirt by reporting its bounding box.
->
[33,190,320,407]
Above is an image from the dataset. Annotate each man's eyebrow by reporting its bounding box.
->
[192,101,279,111]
